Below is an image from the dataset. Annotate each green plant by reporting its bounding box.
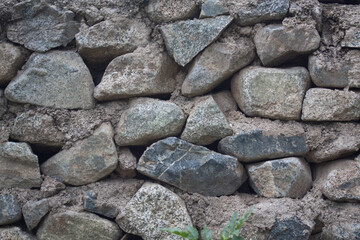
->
[162,206,254,240]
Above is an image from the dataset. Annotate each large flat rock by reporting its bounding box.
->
[0,42,27,86]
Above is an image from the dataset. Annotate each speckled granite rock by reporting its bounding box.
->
[341,27,360,48]
[0,226,36,240]
[0,195,22,226]
[268,217,311,240]
[0,90,7,120]
[200,0,229,18]
[322,221,360,240]
[0,42,27,86]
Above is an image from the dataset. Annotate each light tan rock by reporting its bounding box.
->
[116,147,137,178]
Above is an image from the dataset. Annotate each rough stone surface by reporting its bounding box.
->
[0,90,6,119]
[0,42,27,86]
[84,190,118,218]
[200,0,229,18]
[22,199,50,230]
[231,66,310,120]
[247,157,312,198]
[322,221,360,240]
[0,142,41,189]
[37,211,122,240]
[76,19,151,65]
[116,182,192,240]
[254,24,320,66]
[212,90,238,114]
[40,176,66,198]
[0,195,22,226]
[160,16,233,66]
[114,99,185,146]
[7,3,79,52]
[116,147,137,178]
[0,226,36,240]
[182,37,255,97]
[301,88,360,121]
[94,45,178,101]
[268,217,311,240]
[341,27,360,48]
[181,96,232,145]
[41,122,118,186]
[4,51,95,110]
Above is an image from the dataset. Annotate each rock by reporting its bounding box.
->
[116,182,192,240]
[254,24,320,66]
[212,90,238,114]
[0,195,22,226]
[268,217,311,240]
[0,90,6,119]
[40,176,66,198]
[7,3,79,52]
[322,221,360,240]
[286,0,323,32]
[116,147,137,178]
[246,157,312,198]
[200,0,229,18]
[94,45,178,101]
[0,226,36,240]
[41,122,118,186]
[341,27,360,48]
[114,99,185,146]
[76,19,151,66]
[22,199,50,230]
[84,191,118,218]
[301,88,360,121]
[180,96,233,145]
[83,6,103,26]
[4,51,95,110]
[160,16,233,66]
[0,142,41,189]
[0,42,27,86]
[145,0,199,23]
[182,36,255,97]
[11,111,65,147]
[137,137,247,196]
[37,211,122,240]
[231,66,310,120]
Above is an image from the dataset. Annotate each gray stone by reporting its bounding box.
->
[200,0,229,18]
[37,211,122,240]
[0,226,36,240]
[116,182,192,240]
[0,195,21,226]
[94,45,178,101]
[254,24,320,66]
[0,90,6,119]
[182,37,255,97]
[322,222,360,240]
[22,199,50,230]
[161,16,233,66]
[231,66,310,120]
[0,142,41,189]
[146,0,199,23]
[40,176,66,198]
[247,157,312,198]
[76,19,151,65]
[7,3,79,52]
[268,217,311,240]
[41,122,118,186]
[116,147,137,178]
[137,137,247,196]
[84,191,118,218]
[114,99,185,146]
[83,6,103,26]
[301,88,360,121]
[341,27,360,48]
[180,96,233,145]
[0,42,27,86]
[212,90,238,114]
[4,51,95,110]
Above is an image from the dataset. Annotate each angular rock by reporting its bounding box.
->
[0,195,22,226]
[180,96,233,145]
[301,88,360,121]
[268,217,311,240]
[161,16,233,66]
[247,157,312,198]
[200,0,229,18]
[182,37,255,97]
[0,226,36,240]
[146,0,199,23]
[341,27,360,48]
[116,182,192,240]
[115,99,185,146]
[4,51,95,110]
[0,142,41,189]
[0,42,27,86]
[84,191,118,218]
[94,45,178,101]
[254,24,320,66]
[40,176,66,198]
[116,147,137,178]
[212,90,238,114]
[37,211,122,240]
[231,67,310,120]
[0,90,6,119]
[137,137,246,196]
[7,3,79,52]
[76,19,151,65]
[11,111,65,147]
[22,199,50,230]
[322,221,360,240]
[41,122,118,186]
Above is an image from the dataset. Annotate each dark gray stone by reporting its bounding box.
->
[137,137,247,196]
[269,217,311,240]
[84,191,118,218]
[22,199,50,230]
[200,0,229,18]
[0,195,22,226]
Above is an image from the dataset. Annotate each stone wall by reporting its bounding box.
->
[0,0,360,239]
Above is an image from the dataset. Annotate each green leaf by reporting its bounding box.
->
[228,211,238,232]
[161,227,190,238]
[184,226,199,240]
[232,236,245,240]
[236,206,255,230]
[201,225,212,240]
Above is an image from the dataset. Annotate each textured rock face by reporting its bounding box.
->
[322,222,360,240]
[212,90,238,114]
[4,51,95,110]
[341,27,360,48]
[94,45,178,101]
[40,176,66,198]
[84,191,118,218]
[0,195,22,226]
[7,3,79,52]
[116,182,192,240]
[247,157,312,198]
[181,96,232,145]
[182,37,255,97]
[161,16,233,66]
[76,19,151,65]
[41,122,118,186]
[22,199,50,230]
[200,0,229,18]
[254,24,320,66]
[301,88,360,121]
[0,227,36,240]
[0,90,6,119]
[231,67,310,120]
[0,42,27,86]
[138,137,246,196]
[115,99,185,146]
[37,211,122,240]
[116,147,137,178]
[268,217,311,240]
[0,142,41,189]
